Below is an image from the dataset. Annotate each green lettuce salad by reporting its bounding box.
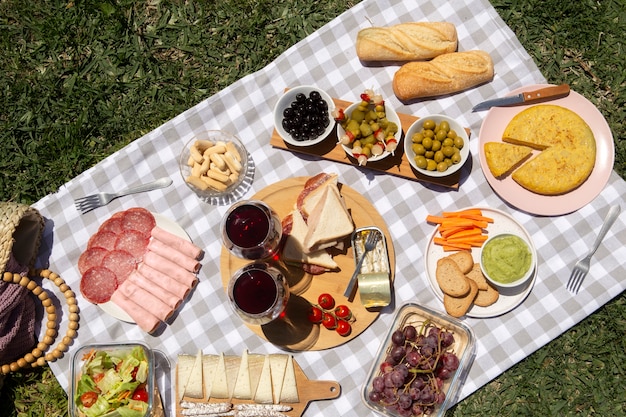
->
[74,346,151,417]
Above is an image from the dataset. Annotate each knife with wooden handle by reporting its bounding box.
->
[472,84,570,112]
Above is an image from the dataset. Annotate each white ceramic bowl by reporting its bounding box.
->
[179,130,252,205]
[404,114,470,177]
[479,232,536,288]
[338,101,401,163]
[273,85,335,147]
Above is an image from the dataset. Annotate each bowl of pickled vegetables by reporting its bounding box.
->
[274,85,336,147]
[404,115,469,177]
[334,89,401,166]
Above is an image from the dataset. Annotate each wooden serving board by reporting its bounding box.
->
[220,177,395,351]
[175,358,340,417]
[270,95,471,190]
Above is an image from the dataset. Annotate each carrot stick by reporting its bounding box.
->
[442,208,483,217]
[441,242,472,251]
[426,215,447,224]
[444,228,482,239]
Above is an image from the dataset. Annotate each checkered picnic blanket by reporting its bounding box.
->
[37,0,625,415]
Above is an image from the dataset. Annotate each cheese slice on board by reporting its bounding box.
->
[280,355,299,403]
[232,350,251,399]
[183,350,204,399]
[225,355,241,399]
[210,353,229,398]
[247,353,266,401]
[253,355,274,404]
[176,354,195,401]
[202,354,219,400]
[269,354,288,404]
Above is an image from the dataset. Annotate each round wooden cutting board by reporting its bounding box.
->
[220,176,395,350]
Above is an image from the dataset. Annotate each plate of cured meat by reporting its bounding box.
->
[78,207,204,333]
[220,173,395,351]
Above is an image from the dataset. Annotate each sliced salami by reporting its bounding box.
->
[99,216,124,235]
[121,207,156,237]
[78,247,109,275]
[87,230,118,251]
[102,250,137,285]
[80,266,118,304]
[114,230,149,262]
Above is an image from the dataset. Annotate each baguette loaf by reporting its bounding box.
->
[356,22,458,62]
[392,50,494,101]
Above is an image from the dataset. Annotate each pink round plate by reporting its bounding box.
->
[477,84,614,216]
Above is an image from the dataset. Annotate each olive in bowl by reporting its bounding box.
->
[479,233,536,288]
[274,86,335,146]
[404,115,469,177]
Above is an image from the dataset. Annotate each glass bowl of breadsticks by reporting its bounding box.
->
[179,130,253,205]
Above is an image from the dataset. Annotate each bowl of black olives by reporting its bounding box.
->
[274,86,336,147]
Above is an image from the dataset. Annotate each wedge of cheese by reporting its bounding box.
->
[210,353,229,399]
[202,354,219,399]
[269,354,288,404]
[253,355,274,404]
[280,355,299,403]
[232,350,251,399]
[248,353,266,400]
[176,354,195,401]
[183,350,204,399]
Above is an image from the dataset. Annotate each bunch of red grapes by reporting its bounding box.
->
[368,321,460,416]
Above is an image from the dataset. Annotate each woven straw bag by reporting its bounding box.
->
[0,202,45,370]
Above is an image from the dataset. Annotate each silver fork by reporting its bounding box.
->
[344,230,380,298]
[566,204,621,294]
[74,177,173,214]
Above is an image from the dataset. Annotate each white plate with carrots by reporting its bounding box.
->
[424,207,537,318]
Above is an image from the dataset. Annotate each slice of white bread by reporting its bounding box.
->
[298,173,339,218]
[280,355,299,403]
[303,185,354,252]
[282,209,338,269]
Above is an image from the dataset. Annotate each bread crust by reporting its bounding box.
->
[356,22,458,62]
[392,50,494,101]
[436,258,470,297]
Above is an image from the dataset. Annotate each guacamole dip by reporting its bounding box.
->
[481,234,532,284]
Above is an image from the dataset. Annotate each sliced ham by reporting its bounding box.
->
[146,239,200,273]
[151,226,203,260]
[101,250,137,285]
[116,278,174,322]
[142,250,198,289]
[121,207,156,237]
[78,247,109,275]
[115,230,150,262]
[138,263,193,300]
[110,290,161,333]
[80,266,118,304]
[128,269,183,310]
[87,230,118,251]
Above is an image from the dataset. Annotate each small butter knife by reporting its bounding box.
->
[472,84,570,112]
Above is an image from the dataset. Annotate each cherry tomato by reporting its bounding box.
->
[334,305,352,320]
[318,293,335,310]
[307,306,323,324]
[336,319,352,337]
[131,385,149,402]
[80,391,99,408]
[322,312,337,329]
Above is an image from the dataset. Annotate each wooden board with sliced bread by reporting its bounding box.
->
[220,176,395,350]
[175,350,340,417]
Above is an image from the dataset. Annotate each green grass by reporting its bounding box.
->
[1,0,624,416]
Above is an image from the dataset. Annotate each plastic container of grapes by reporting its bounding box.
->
[362,303,476,417]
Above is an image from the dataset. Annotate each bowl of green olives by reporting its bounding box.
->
[404,115,470,177]
[274,85,336,147]
[336,91,401,166]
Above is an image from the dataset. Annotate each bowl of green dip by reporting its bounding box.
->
[480,233,535,288]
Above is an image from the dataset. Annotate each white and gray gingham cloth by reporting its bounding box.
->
[36,0,626,415]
